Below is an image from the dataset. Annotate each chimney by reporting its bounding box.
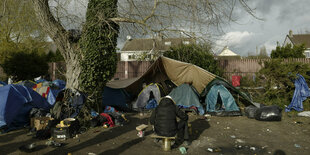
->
[289,30,293,38]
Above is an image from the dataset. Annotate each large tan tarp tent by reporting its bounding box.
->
[106,56,216,95]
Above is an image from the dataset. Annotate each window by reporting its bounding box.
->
[165,41,171,46]
[305,51,310,58]
[128,54,136,60]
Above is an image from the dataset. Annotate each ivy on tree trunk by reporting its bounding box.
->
[79,0,119,111]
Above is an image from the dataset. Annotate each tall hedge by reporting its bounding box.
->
[164,44,223,76]
[79,0,119,106]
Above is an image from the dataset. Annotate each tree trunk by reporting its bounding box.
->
[65,46,81,90]
[31,0,82,90]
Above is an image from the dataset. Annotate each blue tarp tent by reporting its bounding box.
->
[168,84,204,115]
[0,81,7,86]
[285,74,310,112]
[102,86,131,110]
[0,85,51,130]
[52,79,66,90]
[205,84,239,113]
[15,80,36,88]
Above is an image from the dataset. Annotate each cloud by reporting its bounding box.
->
[215,31,255,53]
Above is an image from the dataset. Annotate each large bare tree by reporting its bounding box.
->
[31,0,257,104]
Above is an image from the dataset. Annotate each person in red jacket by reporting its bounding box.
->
[150,96,190,146]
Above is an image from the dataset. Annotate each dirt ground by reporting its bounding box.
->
[1,112,310,155]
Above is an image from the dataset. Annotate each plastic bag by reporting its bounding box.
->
[254,105,282,121]
[245,105,258,119]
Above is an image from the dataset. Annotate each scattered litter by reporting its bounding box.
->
[250,147,256,151]
[294,121,303,124]
[224,127,230,130]
[46,140,62,147]
[268,151,272,154]
[230,135,236,139]
[235,145,242,149]
[235,139,245,143]
[214,148,221,152]
[216,122,219,124]
[297,111,310,117]
[19,143,37,153]
[266,129,271,132]
[207,148,213,152]
[179,147,187,154]
[88,153,96,155]
[294,144,301,148]
[204,114,211,117]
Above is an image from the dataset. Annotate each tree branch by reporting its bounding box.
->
[31,0,70,59]
[0,0,7,19]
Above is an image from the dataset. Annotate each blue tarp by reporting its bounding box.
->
[169,84,204,115]
[0,85,51,130]
[0,81,7,86]
[285,74,310,112]
[102,86,130,110]
[47,89,61,106]
[35,79,47,83]
[205,84,239,113]
[52,79,66,90]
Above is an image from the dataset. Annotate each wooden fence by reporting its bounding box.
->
[219,58,310,81]
[47,58,310,81]
[1,58,309,82]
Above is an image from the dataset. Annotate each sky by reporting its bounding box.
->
[215,0,310,56]
[52,0,310,56]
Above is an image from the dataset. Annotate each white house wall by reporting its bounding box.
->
[121,51,145,61]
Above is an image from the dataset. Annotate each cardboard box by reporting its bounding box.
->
[31,117,53,130]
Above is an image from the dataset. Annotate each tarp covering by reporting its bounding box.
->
[285,74,310,112]
[168,84,204,115]
[106,56,216,96]
[161,57,216,94]
[15,80,36,88]
[205,84,239,113]
[0,81,7,86]
[135,83,161,108]
[0,85,51,129]
[52,79,66,90]
[33,82,62,106]
[102,86,131,110]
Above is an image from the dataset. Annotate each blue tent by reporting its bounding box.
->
[285,74,310,112]
[0,85,51,130]
[205,84,239,113]
[52,79,66,90]
[0,81,7,86]
[168,84,204,115]
[102,86,131,110]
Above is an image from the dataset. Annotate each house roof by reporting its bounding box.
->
[121,38,195,51]
[218,46,238,56]
[288,34,310,48]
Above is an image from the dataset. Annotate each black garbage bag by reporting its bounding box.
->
[254,105,282,121]
[245,105,258,119]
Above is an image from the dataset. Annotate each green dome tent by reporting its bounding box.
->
[205,84,241,116]
[168,84,204,115]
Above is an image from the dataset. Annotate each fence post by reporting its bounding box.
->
[125,61,128,79]
[52,62,56,81]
